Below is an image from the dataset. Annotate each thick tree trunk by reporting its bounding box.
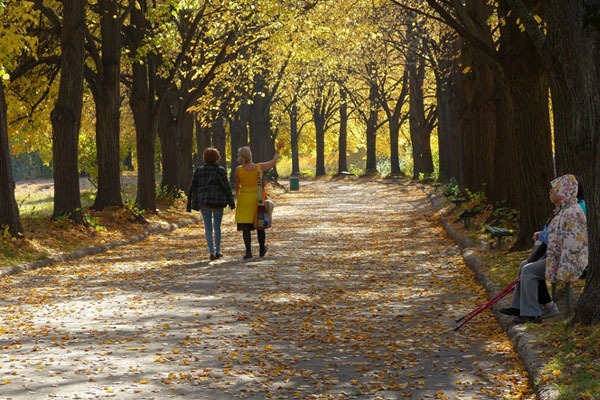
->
[408,56,433,180]
[196,119,211,164]
[249,74,275,170]
[435,33,462,182]
[177,111,194,190]
[211,113,227,168]
[337,89,348,174]
[497,2,554,250]
[128,1,157,212]
[51,0,85,222]
[541,1,600,324]
[457,48,497,197]
[92,0,123,210]
[228,105,249,184]
[0,81,22,237]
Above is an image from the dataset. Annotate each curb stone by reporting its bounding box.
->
[0,215,202,278]
[424,189,559,400]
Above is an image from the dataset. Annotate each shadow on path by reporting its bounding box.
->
[0,178,535,399]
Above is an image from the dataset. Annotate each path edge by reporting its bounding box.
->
[424,187,559,400]
[1,216,201,278]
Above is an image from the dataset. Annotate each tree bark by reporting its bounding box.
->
[496,1,554,250]
[51,0,85,222]
[0,80,23,237]
[228,104,249,183]
[91,0,123,210]
[313,95,327,177]
[211,112,227,168]
[435,32,462,182]
[337,88,348,174]
[128,0,157,211]
[290,102,301,176]
[365,66,378,174]
[538,1,600,324]
[408,51,433,180]
[158,95,178,195]
[177,110,194,190]
[249,74,276,176]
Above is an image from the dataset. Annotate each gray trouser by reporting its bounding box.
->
[510,257,546,317]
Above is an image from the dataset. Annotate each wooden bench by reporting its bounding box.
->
[484,225,513,249]
[551,267,588,313]
[450,197,467,207]
[458,208,481,228]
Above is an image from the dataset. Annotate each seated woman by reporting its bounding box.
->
[500,174,588,324]
[536,175,587,318]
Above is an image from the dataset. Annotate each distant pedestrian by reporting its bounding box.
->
[187,147,235,261]
[234,143,283,259]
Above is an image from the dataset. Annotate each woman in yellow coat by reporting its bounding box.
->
[235,143,283,259]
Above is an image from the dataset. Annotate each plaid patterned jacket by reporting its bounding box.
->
[186,163,235,211]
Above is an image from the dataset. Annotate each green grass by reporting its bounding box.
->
[538,323,600,399]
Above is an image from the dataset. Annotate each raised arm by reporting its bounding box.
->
[258,141,284,172]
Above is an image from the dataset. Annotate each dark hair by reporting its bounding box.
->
[203,147,221,164]
[575,175,584,200]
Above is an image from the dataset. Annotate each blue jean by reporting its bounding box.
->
[200,208,224,255]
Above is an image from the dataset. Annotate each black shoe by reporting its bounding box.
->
[243,252,253,260]
[215,252,223,259]
[259,246,268,257]
[210,254,217,261]
[513,315,542,324]
[499,307,520,316]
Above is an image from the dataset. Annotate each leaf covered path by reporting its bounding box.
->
[0,179,534,399]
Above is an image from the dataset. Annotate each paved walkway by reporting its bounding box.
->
[0,179,534,399]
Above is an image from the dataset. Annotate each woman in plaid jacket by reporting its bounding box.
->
[187,148,235,261]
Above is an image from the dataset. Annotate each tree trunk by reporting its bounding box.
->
[249,74,275,170]
[196,119,211,165]
[378,68,408,177]
[51,0,85,222]
[365,73,378,174]
[435,33,462,182]
[0,80,22,237]
[408,56,433,180]
[128,1,157,211]
[313,97,326,176]
[290,102,300,176]
[497,2,554,250]
[158,98,178,195]
[228,105,249,184]
[92,0,123,210]
[540,1,600,324]
[337,89,348,174]
[177,110,194,190]
[211,112,227,168]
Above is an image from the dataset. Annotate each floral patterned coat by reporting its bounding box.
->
[545,174,588,283]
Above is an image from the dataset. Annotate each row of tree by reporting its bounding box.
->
[0,1,599,324]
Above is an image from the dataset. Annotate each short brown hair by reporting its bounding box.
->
[203,147,221,164]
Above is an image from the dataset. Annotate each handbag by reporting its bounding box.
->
[255,170,271,229]
[527,241,547,263]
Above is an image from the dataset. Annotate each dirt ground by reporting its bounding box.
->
[1,178,535,399]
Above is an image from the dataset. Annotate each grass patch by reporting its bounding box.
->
[536,323,600,399]
[6,177,193,269]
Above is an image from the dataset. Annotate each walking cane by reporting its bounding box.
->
[453,276,520,331]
